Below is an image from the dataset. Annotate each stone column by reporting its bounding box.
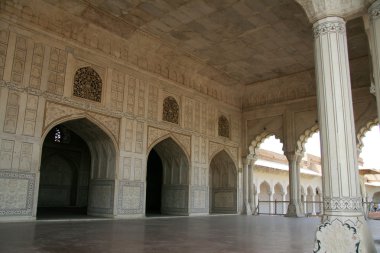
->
[312,195,316,215]
[313,16,376,252]
[285,152,304,217]
[368,1,380,119]
[242,159,252,215]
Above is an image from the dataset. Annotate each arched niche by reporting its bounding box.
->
[209,150,237,214]
[147,137,190,215]
[38,117,117,218]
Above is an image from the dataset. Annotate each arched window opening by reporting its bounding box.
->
[73,67,102,102]
[218,115,230,138]
[162,96,179,124]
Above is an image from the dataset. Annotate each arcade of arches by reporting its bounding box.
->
[1,0,380,252]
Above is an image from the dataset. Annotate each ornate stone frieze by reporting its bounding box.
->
[313,20,345,39]
[73,67,102,102]
[323,197,362,212]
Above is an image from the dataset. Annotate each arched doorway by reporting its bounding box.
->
[37,118,117,218]
[146,137,189,216]
[209,150,237,214]
[258,181,271,214]
[38,126,90,217]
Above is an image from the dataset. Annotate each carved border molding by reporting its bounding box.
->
[324,197,362,212]
[313,20,345,39]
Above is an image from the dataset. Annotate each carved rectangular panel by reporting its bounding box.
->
[193,137,200,163]
[124,119,133,152]
[0,172,35,216]
[194,100,200,132]
[126,76,136,115]
[0,139,14,169]
[23,94,38,136]
[135,121,144,154]
[47,47,67,95]
[117,181,144,215]
[183,97,193,130]
[123,157,132,180]
[201,102,207,135]
[136,80,146,118]
[207,104,216,137]
[29,43,44,89]
[134,158,142,181]
[0,29,9,80]
[200,138,207,164]
[11,36,27,85]
[3,91,20,134]
[111,70,124,112]
[147,84,158,120]
[19,142,33,171]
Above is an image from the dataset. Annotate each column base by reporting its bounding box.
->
[285,203,304,217]
[314,215,376,253]
[242,202,252,215]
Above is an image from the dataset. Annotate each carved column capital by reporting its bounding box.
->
[296,0,372,23]
[369,0,380,19]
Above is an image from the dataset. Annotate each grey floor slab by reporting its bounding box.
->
[0,215,379,253]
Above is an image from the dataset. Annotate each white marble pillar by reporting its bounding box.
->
[247,163,253,215]
[285,152,304,217]
[313,16,376,252]
[368,1,380,120]
[242,159,252,215]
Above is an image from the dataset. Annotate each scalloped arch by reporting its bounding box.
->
[248,131,284,157]
[356,118,378,156]
[296,124,319,157]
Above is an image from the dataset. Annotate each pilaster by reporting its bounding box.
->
[242,158,252,215]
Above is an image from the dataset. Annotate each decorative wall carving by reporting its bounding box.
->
[110,70,124,112]
[0,29,9,81]
[44,101,120,142]
[163,96,179,124]
[183,97,193,129]
[135,121,144,154]
[29,43,44,89]
[19,142,33,171]
[3,91,20,134]
[47,47,67,95]
[23,94,39,136]
[73,67,102,102]
[209,141,238,169]
[324,197,362,212]
[191,186,207,210]
[218,115,230,138]
[11,36,27,85]
[0,172,35,216]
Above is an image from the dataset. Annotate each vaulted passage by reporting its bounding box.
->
[146,138,189,216]
[210,151,237,214]
[37,118,117,219]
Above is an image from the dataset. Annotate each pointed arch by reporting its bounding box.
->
[209,150,237,214]
[147,133,190,163]
[356,118,379,156]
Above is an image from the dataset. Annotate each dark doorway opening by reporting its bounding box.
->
[37,124,91,219]
[145,149,163,215]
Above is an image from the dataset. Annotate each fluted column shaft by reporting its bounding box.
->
[368,1,380,119]
[313,16,376,253]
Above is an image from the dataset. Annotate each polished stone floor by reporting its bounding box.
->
[0,215,379,253]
